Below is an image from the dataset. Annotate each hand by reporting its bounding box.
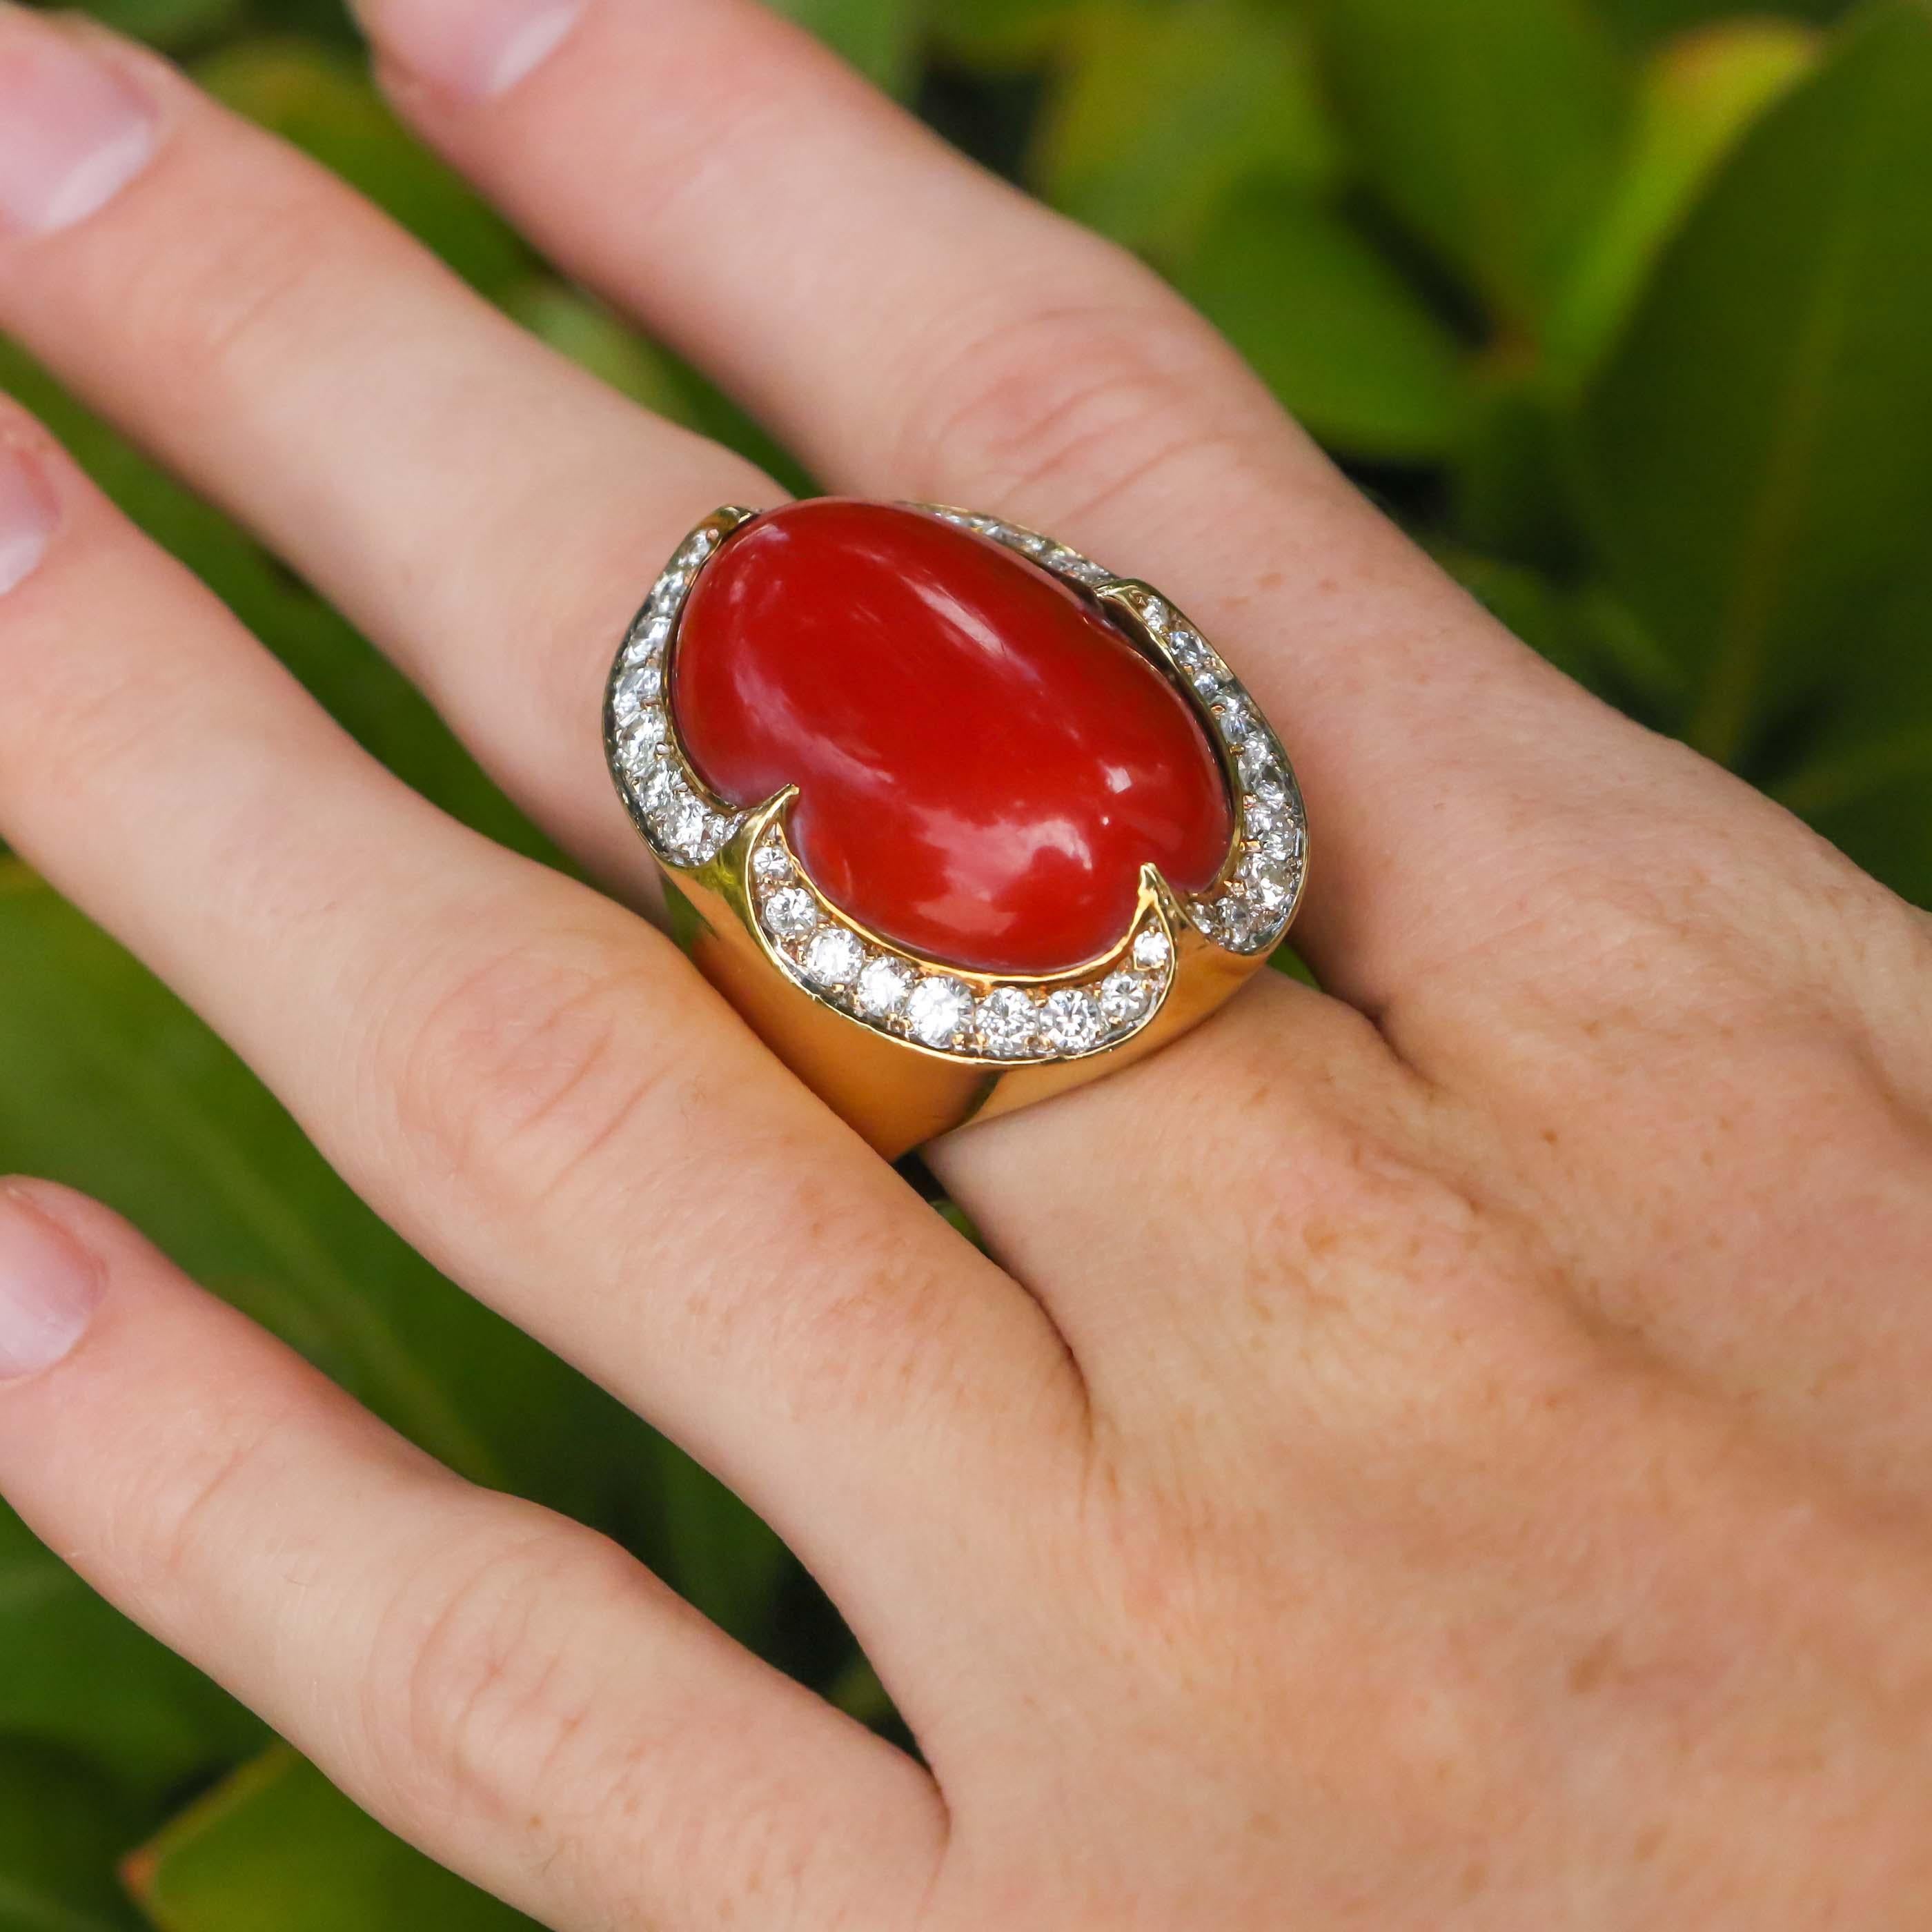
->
[1,3,1929,1926]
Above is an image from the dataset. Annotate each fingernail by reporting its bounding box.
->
[0,443,56,597]
[358,0,583,101]
[0,18,159,236]
[0,1185,103,1381]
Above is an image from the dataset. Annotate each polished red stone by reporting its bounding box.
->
[671,499,1232,975]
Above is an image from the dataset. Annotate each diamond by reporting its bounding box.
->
[763,887,818,940]
[638,763,681,815]
[1131,927,1172,973]
[1041,987,1102,1054]
[802,928,865,989]
[976,987,1038,1058]
[1192,896,1244,949]
[854,955,915,1020]
[906,976,972,1048]
[1239,852,1297,915]
[618,707,668,766]
[1098,972,1152,1028]
[1190,666,1227,700]
[656,793,711,858]
[751,842,794,886]
[1058,553,1114,588]
[1238,741,1288,803]
[1246,800,1303,865]
[1167,628,1211,669]
[1214,700,1252,744]
[627,613,672,661]
[612,662,662,720]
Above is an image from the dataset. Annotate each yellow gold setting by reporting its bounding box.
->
[606,503,1308,1157]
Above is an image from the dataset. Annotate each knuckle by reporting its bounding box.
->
[110,175,338,399]
[893,279,1255,527]
[382,919,689,1218]
[371,1519,640,1834]
[110,1414,279,1601]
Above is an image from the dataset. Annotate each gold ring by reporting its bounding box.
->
[605,499,1307,1157]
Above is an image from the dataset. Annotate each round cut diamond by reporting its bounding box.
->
[629,618,676,664]
[1214,700,1252,744]
[656,793,712,858]
[1238,741,1288,803]
[1098,972,1152,1028]
[1246,801,1303,866]
[854,955,914,1019]
[976,987,1038,1058]
[1167,628,1211,669]
[1058,553,1114,587]
[1131,927,1173,973]
[763,887,818,940]
[1213,894,1265,949]
[751,842,794,886]
[1041,988,1102,1054]
[1190,666,1227,700]
[906,976,972,1048]
[638,763,681,815]
[1240,853,1296,914]
[612,662,662,720]
[618,707,668,765]
[802,927,865,988]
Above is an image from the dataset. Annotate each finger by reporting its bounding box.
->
[0,418,1085,1711]
[0,1179,944,1931]
[352,0,1664,1016]
[0,6,767,891]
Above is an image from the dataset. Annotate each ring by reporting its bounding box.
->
[605,498,1308,1156]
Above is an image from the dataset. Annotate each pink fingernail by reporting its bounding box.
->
[0,444,56,597]
[0,1185,103,1381]
[359,0,584,101]
[0,21,159,237]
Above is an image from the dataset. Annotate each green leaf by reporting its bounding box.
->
[193,41,528,297]
[1601,0,1853,48]
[1172,184,1469,462]
[929,0,1084,66]
[72,0,244,52]
[1576,1,1932,767]
[1311,0,1628,337]
[1777,568,1932,907]
[0,1742,146,1932]
[766,0,927,97]
[1450,362,1586,569]
[1034,0,1337,255]
[0,1501,262,1812]
[1550,17,1818,382]
[128,1751,538,1931]
[649,1443,791,1650]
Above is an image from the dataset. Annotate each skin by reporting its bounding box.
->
[1,1,1931,1925]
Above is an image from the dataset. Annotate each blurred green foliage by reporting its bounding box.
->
[3,0,1930,1921]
